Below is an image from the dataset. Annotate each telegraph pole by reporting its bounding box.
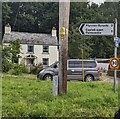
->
[58,0,70,95]
[114,18,117,93]
[0,2,2,118]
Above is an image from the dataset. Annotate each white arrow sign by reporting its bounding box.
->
[79,23,114,36]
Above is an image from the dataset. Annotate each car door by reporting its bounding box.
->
[67,60,83,80]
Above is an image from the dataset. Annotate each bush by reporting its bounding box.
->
[20,64,29,74]
[8,64,28,75]
[2,59,12,73]
[30,63,43,74]
[9,64,22,75]
[5,62,43,75]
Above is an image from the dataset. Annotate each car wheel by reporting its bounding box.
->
[43,74,53,81]
[85,75,94,82]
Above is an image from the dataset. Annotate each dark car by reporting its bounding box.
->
[37,59,101,81]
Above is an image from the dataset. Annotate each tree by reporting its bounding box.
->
[2,45,12,72]
[2,39,21,72]
[2,2,120,59]
[69,2,120,59]
[9,39,21,63]
[2,2,59,34]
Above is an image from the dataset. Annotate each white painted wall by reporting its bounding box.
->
[19,44,59,66]
[34,45,42,65]
[49,46,59,65]
[19,44,27,65]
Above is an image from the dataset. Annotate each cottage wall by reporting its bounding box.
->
[19,44,58,66]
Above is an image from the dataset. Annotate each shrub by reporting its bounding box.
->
[30,63,43,74]
[2,59,12,73]
[9,64,29,75]
[9,64,22,75]
[20,64,29,74]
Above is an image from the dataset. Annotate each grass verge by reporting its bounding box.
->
[2,73,119,117]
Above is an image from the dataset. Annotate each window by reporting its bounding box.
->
[68,61,82,68]
[68,60,97,68]
[43,58,49,66]
[84,61,96,68]
[43,45,49,53]
[28,45,34,53]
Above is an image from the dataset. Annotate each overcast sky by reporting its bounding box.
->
[89,0,105,4]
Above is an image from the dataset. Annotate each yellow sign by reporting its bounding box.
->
[60,27,66,39]
[110,58,119,69]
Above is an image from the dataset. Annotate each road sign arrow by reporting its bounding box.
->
[79,24,85,35]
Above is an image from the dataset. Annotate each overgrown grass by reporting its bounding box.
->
[2,73,119,117]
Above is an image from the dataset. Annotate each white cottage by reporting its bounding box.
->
[3,24,59,67]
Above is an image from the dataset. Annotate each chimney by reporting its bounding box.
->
[52,27,57,37]
[5,23,11,34]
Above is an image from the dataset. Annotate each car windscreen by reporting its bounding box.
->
[49,62,59,68]
[68,61,97,68]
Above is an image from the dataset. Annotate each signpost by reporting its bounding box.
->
[79,23,114,36]
[79,19,119,93]
[114,18,118,93]
[110,58,119,69]
[114,37,120,47]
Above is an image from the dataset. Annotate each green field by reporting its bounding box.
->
[2,73,119,117]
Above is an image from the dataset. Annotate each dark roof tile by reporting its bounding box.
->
[3,32,58,46]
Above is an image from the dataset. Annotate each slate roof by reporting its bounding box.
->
[3,32,58,46]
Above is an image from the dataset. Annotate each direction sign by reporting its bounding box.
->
[110,58,119,69]
[114,37,120,47]
[79,23,114,36]
[114,37,119,42]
